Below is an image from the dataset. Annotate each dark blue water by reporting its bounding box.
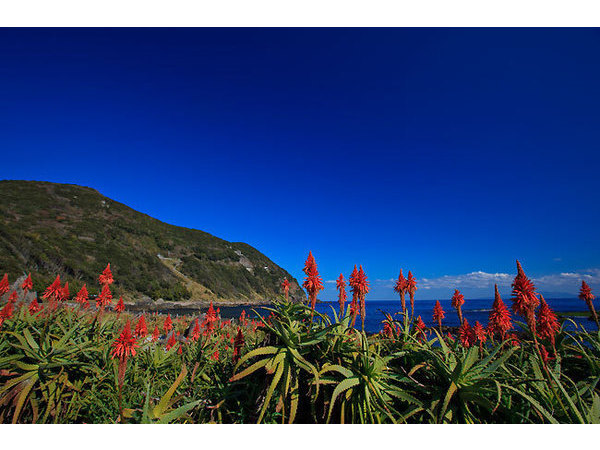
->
[160,298,596,334]
[215,298,596,334]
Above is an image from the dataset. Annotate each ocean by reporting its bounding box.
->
[209,297,596,334]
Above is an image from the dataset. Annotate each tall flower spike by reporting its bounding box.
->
[163,314,173,334]
[59,282,70,302]
[406,271,417,317]
[458,319,476,348]
[75,284,89,305]
[21,273,33,294]
[432,300,445,333]
[111,320,139,395]
[96,284,113,309]
[99,263,114,286]
[42,275,62,301]
[348,266,360,327]
[0,301,14,328]
[166,332,177,350]
[579,280,599,329]
[511,260,539,334]
[356,266,370,332]
[415,316,426,341]
[115,296,125,314]
[281,278,291,302]
[537,295,560,348]
[152,325,160,342]
[29,298,42,314]
[111,320,138,361]
[473,321,487,351]
[191,319,201,341]
[0,273,9,296]
[135,314,147,337]
[451,289,465,325]
[393,269,408,313]
[488,284,512,340]
[302,251,324,318]
[336,273,347,317]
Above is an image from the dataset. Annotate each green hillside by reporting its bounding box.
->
[0,180,304,304]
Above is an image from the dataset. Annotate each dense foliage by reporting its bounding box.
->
[1,290,599,423]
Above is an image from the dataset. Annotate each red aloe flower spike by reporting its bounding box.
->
[8,291,18,304]
[302,251,324,318]
[356,266,370,332]
[163,314,173,334]
[348,266,360,328]
[152,325,160,342]
[59,282,70,302]
[29,298,42,314]
[0,301,14,328]
[415,315,426,341]
[0,274,9,296]
[135,314,147,337]
[239,309,246,326]
[281,278,291,302]
[537,295,560,348]
[488,284,512,341]
[111,320,138,361]
[406,271,417,318]
[177,345,183,355]
[393,269,408,313]
[203,302,218,335]
[212,349,220,361]
[99,263,114,286]
[42,275,62,302]
[451,289,465,325]
[96,284,113,309]
[473,321,487,353]
[336,273,347,317]
[191,319,201,341]
[233,327,245,363]
[511,260,540,335]
[75,284,89,305]
[166,332,177,350]
[111,320,138,384]
[458,319,476,348]
[115,297,125,314]
[579,280,599,329]
[432,300,445,334]
[21,273,33,294]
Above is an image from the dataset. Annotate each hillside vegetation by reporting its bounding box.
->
[0,180,303,304]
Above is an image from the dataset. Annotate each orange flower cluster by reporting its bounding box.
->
[336,273,347,317]
[21,273,33,293]
[579,280,599,328]
[537,295,559,347]
[451,289,465,325]
[432,300,445,332]
[393,269,408,313]
[511,260,540,334]
[135,315,147,338]
[488,284,512,340]
[115,297,125,314]
[302,251,324,316]
[458,319,476,348]
[406,271,417,316]
[281,278,291,302]
[0,274,9,296]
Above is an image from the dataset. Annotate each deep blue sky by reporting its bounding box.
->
[1,28,599,299]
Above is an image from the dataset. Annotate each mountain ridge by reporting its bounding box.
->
[0,180,304,305]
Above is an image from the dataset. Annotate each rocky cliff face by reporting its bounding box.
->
[0,180,305,304]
